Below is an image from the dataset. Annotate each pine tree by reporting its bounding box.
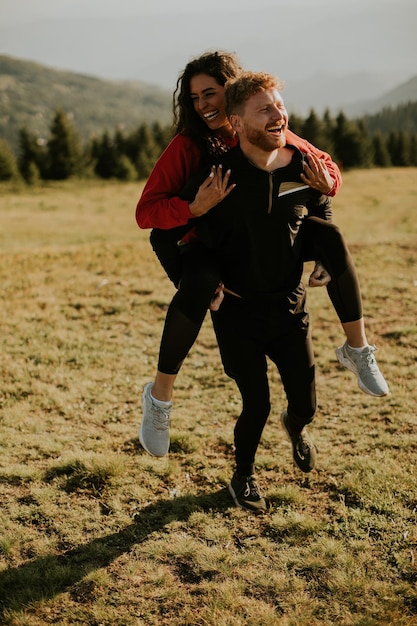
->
[387,131,411,166]
[25,160,41,185]
[47,109,82,179]
[321,109,336,156]
[150,121,172,153]
[288,112,304,137]
[302,110,325,148]
[92,130,135,179]
[0,139,21,181]
[92,131,118,179]
[387,131,399,165]
[409,134,417,166]
[333,112,372,168]
[396,131,411,166]
[133,124,161,179]
[115,154,137,181]
[18,127,46,181]
[356,120,374,167]
[372,132,391,167]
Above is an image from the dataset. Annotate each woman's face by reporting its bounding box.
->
[189,73,233,136]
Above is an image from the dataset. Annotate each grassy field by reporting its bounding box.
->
[0,170,416,625]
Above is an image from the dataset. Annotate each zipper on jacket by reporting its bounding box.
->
[268,173,273,214]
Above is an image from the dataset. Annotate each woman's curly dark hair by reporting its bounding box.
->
[173,50,243,158]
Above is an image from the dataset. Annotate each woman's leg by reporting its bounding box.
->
[340,319,367,348]
[302,217,389,396]
[150,226,191,287]
[140,242,222,456]
[156,242,222,374]
[148,233,222,399]
[302,217,363,327]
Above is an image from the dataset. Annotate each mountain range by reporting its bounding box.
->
[1,54,416,153]
[285,73,417,118]
[0,55,171,152]
[1,0,416,114]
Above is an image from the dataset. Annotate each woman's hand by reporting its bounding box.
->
[300,153,334,195]
[189,165,236,217]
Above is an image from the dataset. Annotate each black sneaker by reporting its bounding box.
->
[281,411,317,473]
[228,473,267,513]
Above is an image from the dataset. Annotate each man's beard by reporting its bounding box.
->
[243,123,286,152]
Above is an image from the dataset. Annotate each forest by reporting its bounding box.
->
[1,101,417,183]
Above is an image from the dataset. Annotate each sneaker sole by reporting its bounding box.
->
[227,483,241,508]
[139,424,169,457]
[335,347,388,397]
[280,410,291,441]
[139,427,157,457]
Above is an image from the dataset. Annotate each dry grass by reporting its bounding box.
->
[0,170,416,625]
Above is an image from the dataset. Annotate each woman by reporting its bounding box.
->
[135,50,388,458]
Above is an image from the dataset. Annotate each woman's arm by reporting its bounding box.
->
[135,134,202,230]
[286,129,342,196]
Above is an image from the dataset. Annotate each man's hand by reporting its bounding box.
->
[300,153,334,195]
[209,282,224,311]
[309,261,331,287]
[189,165,236,217]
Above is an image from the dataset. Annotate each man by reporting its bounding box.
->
[193,71,338,512]
[138,69,388,512]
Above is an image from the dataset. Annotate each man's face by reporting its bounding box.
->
[232,88,288,152]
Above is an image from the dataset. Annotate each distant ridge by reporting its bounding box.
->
[0,55,172,151]
[1,55,416,153]
[343,75,417,117]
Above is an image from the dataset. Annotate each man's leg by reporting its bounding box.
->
[211,297,270,512]
[267,322,317,472]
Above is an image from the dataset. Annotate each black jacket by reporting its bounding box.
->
[184,145,332,301]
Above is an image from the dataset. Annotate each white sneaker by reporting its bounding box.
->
[139,382,172,457]
[336,342,389,397]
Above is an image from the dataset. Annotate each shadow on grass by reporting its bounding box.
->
[0,488,232,616]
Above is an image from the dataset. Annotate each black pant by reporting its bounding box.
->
[211,286,316,477]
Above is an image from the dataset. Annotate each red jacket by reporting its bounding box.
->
[136,130,341,230]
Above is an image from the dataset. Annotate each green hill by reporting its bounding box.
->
[0,55,172,152]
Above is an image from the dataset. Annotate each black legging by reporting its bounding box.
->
[156,240,221,374]
[151,217,362,376]
[301,216,362,323]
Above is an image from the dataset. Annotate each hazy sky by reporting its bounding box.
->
[2,0,413,25]
[1,0,375,22]
[1,0,416,111]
